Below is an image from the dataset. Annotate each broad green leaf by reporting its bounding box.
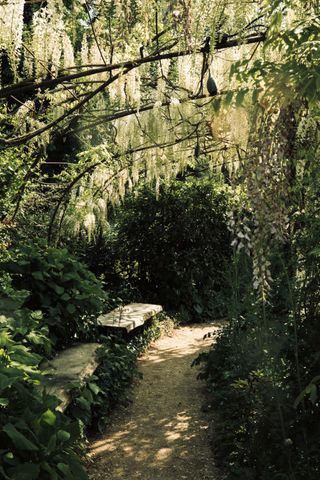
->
[31,271,44,281]
[236,89,246,107]
[75,396,91,411]
[0,373,22,391]
[61,293,71,301]
[66,304,76,314]
[46,433,57,454]
[3,424,39,451]
[41,409,56,426]
[224,91,234,107]
[66,457,88,480]
[7,463,40,480]
[57,430,71,443]
[57,462,73,479]
[88,382,101,395]
[53,285,65,295]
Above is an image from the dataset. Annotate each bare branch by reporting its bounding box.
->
[0,33,266,101]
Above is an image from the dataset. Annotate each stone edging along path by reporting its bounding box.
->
[86,323,223,480]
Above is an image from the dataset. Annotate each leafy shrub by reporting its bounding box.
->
[0,278,52,357]
[0,242,107,348]
[196,249,320,479]
[108,179,233,321]
[0,321,87,480]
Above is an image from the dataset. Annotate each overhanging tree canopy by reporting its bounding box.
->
[0,0,319,253]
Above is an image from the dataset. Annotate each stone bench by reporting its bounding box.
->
[97,303,163,333]
[41,343,100,412]
[41,303,163,411]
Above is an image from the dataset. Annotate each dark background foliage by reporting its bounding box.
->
[76,178,233,322]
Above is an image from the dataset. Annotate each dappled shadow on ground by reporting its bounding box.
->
[87,324,222,480]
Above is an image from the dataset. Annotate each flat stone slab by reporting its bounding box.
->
[98,303,163,333]
[41,343,100,412]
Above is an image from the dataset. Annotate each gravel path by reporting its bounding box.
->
[87,323,222,480]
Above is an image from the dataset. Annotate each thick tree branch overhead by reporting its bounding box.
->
[0,33,265,101]
[0,32,265,148]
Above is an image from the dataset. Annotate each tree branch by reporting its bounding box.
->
[0,33,266,101]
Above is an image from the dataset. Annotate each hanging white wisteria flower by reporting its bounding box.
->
[62,33,75,70]
[31,1,66,78]
[0,0,25,76]
[0,0,25,51]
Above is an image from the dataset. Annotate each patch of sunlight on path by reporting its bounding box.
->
[86,323,224,480]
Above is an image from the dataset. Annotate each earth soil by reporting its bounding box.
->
[86,323,223,480]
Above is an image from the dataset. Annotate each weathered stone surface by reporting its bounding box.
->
[98,303,163,333]
[41,343,100,412]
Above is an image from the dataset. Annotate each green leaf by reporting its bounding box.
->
[41,409,56,426]
[3,424,39,451]
[53,285,65,295]
[4,452,14,461]
[0,330,13,347]
[194,303,204,315]
[57,430,71,443]
[224,91,234,107]
[236,89,246,107]
[66,304,76,314]
[66,456,88,480]
[75,396,91,412]
[306,384,318,404]
[46,433,57,454]
[7,463,40,480]
[82,388,93,403]
[0,373,22,391]
[61,293,71,301]
[31,271,44,281]
[57,463,73,479]
[88,382,101,395]
[40,462,57,479]
[294,378,320,408]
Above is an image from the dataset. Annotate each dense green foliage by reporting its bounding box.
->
[196,248,320,479]
[0,258,169,479]
[1,243,106,348]
[0,282,87,479]
[88,179,232,321]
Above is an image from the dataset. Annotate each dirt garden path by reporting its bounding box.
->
[87,323,223,480]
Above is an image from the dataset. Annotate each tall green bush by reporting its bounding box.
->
[110,179,233,321]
